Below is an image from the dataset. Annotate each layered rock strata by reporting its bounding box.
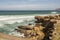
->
[16,14,60,40]
[0,14,60,40]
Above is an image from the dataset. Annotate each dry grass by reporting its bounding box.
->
[52,20,60,40]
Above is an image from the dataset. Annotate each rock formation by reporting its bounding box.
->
[56,8,60,11]
[16,14,60,40]
[0,14,60,40]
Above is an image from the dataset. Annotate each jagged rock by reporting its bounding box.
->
[0,14,60,40]
[15,14,60,40]
[17,25,33,30]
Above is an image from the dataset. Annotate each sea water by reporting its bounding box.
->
[0,10,60,37]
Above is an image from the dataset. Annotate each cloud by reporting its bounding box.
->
[0,0,49,1]
[0,0,59,10]
[24,0,49,1]
[0,4,58,10]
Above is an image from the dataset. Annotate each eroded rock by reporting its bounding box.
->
[15,14,60,40]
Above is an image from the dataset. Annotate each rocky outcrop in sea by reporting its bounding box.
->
[0,14,60,40]
[16,14,60,40]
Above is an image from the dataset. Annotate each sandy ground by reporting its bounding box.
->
[0,33,32,40]
[52,20,60,40]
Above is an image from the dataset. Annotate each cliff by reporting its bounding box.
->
[16,14,60,40]
[56,8,60,11]
[0,14,60,40]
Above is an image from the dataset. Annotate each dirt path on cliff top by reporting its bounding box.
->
[52,20,60,40]
[0,33,32,40]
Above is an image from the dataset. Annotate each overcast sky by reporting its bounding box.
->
[0,0,60,10]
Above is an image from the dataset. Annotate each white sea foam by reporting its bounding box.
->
[9,30,25,37]
[51,12,57,14]
[0,14,59,36]
[0,14,57,27]
[0,15,34,24]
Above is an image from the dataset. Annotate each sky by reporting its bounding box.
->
[0,0,60,10]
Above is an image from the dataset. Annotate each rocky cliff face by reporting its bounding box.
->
[16,14,60,40]
[0,14,60,40]
[56,8,60,11]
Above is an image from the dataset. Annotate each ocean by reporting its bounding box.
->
[0,10,60,37]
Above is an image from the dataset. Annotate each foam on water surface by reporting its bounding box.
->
[0,15,34,24]
[0,15,35,36]
[0,14,59,37]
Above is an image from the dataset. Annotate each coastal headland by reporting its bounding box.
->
[0,14,60,40]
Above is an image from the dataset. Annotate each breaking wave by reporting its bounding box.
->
[0,14,59,36]
[0,15,35,35]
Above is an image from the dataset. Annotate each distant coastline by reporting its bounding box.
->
[0,10,59,12]
[56,8,60,11]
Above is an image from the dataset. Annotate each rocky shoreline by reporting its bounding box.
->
[0,14,60,40]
